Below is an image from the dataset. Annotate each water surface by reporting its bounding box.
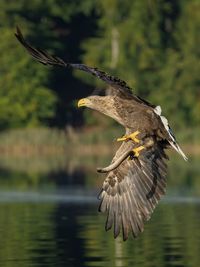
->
[0,155,199,267]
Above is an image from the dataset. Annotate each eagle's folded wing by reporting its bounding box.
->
[98,141,168,240]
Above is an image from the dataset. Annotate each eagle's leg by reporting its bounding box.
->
[117,130,140,143]
[131,146,145,157]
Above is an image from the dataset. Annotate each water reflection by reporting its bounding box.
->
[0,201,200,267]
[0,154,199,267]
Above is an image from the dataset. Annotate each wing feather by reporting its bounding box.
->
[15,26,156,106]
[98,140,168,240]
[15,27,133,96]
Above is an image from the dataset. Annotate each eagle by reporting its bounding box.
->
[15,27,187,241]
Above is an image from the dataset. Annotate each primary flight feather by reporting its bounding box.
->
[15,27,187,241]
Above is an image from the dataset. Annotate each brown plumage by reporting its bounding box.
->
[15,27,187,241]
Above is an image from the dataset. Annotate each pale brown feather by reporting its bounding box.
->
[98,139,168,241]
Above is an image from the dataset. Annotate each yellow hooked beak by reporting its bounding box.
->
[77,98,88,108]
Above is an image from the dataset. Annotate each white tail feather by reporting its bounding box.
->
[154,105,162,115]
[169,141,188,161]
[154,106,188,161]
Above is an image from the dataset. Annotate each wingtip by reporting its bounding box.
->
[16,25,20,32]
[122,234,128,241]
[179,148,188,161]
[15,25,21,37]
[105,224,112,232]
[114,231,120,239]
[15,25,24,43]
[169,141,188,161]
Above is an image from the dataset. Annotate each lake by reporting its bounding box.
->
[0,153,199,267]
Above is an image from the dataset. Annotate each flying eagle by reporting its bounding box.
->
[15,27,187,241]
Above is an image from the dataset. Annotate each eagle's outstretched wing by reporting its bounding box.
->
[98,140,168,241]
[15,26,154,105]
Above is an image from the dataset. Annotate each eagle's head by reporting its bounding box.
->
[77,95,123,125]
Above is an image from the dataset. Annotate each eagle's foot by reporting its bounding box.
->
[131,146,145,158]
[117,130,140,143]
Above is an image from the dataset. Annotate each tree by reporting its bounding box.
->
[157,0,200,128]
[0,0,95,129]
[0,0,199,130]
[80,0,200,130]
[0,27,57,129]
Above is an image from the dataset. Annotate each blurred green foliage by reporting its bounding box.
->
[0,1,59,129]
[81,0,200,130]
[0,0,199,131]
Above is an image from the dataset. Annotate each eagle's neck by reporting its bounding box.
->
[92,96,125,126]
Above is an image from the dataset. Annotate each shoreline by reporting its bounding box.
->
[0,127,199,157]
[0,143,199,157]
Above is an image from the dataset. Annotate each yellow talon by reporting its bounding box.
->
[117,136,128,142]
[117,130,140,143]
[128,131,140,143]
[132,146,145,157]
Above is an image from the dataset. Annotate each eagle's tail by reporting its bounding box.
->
[154,106,188,161]
[168,140,188,161]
